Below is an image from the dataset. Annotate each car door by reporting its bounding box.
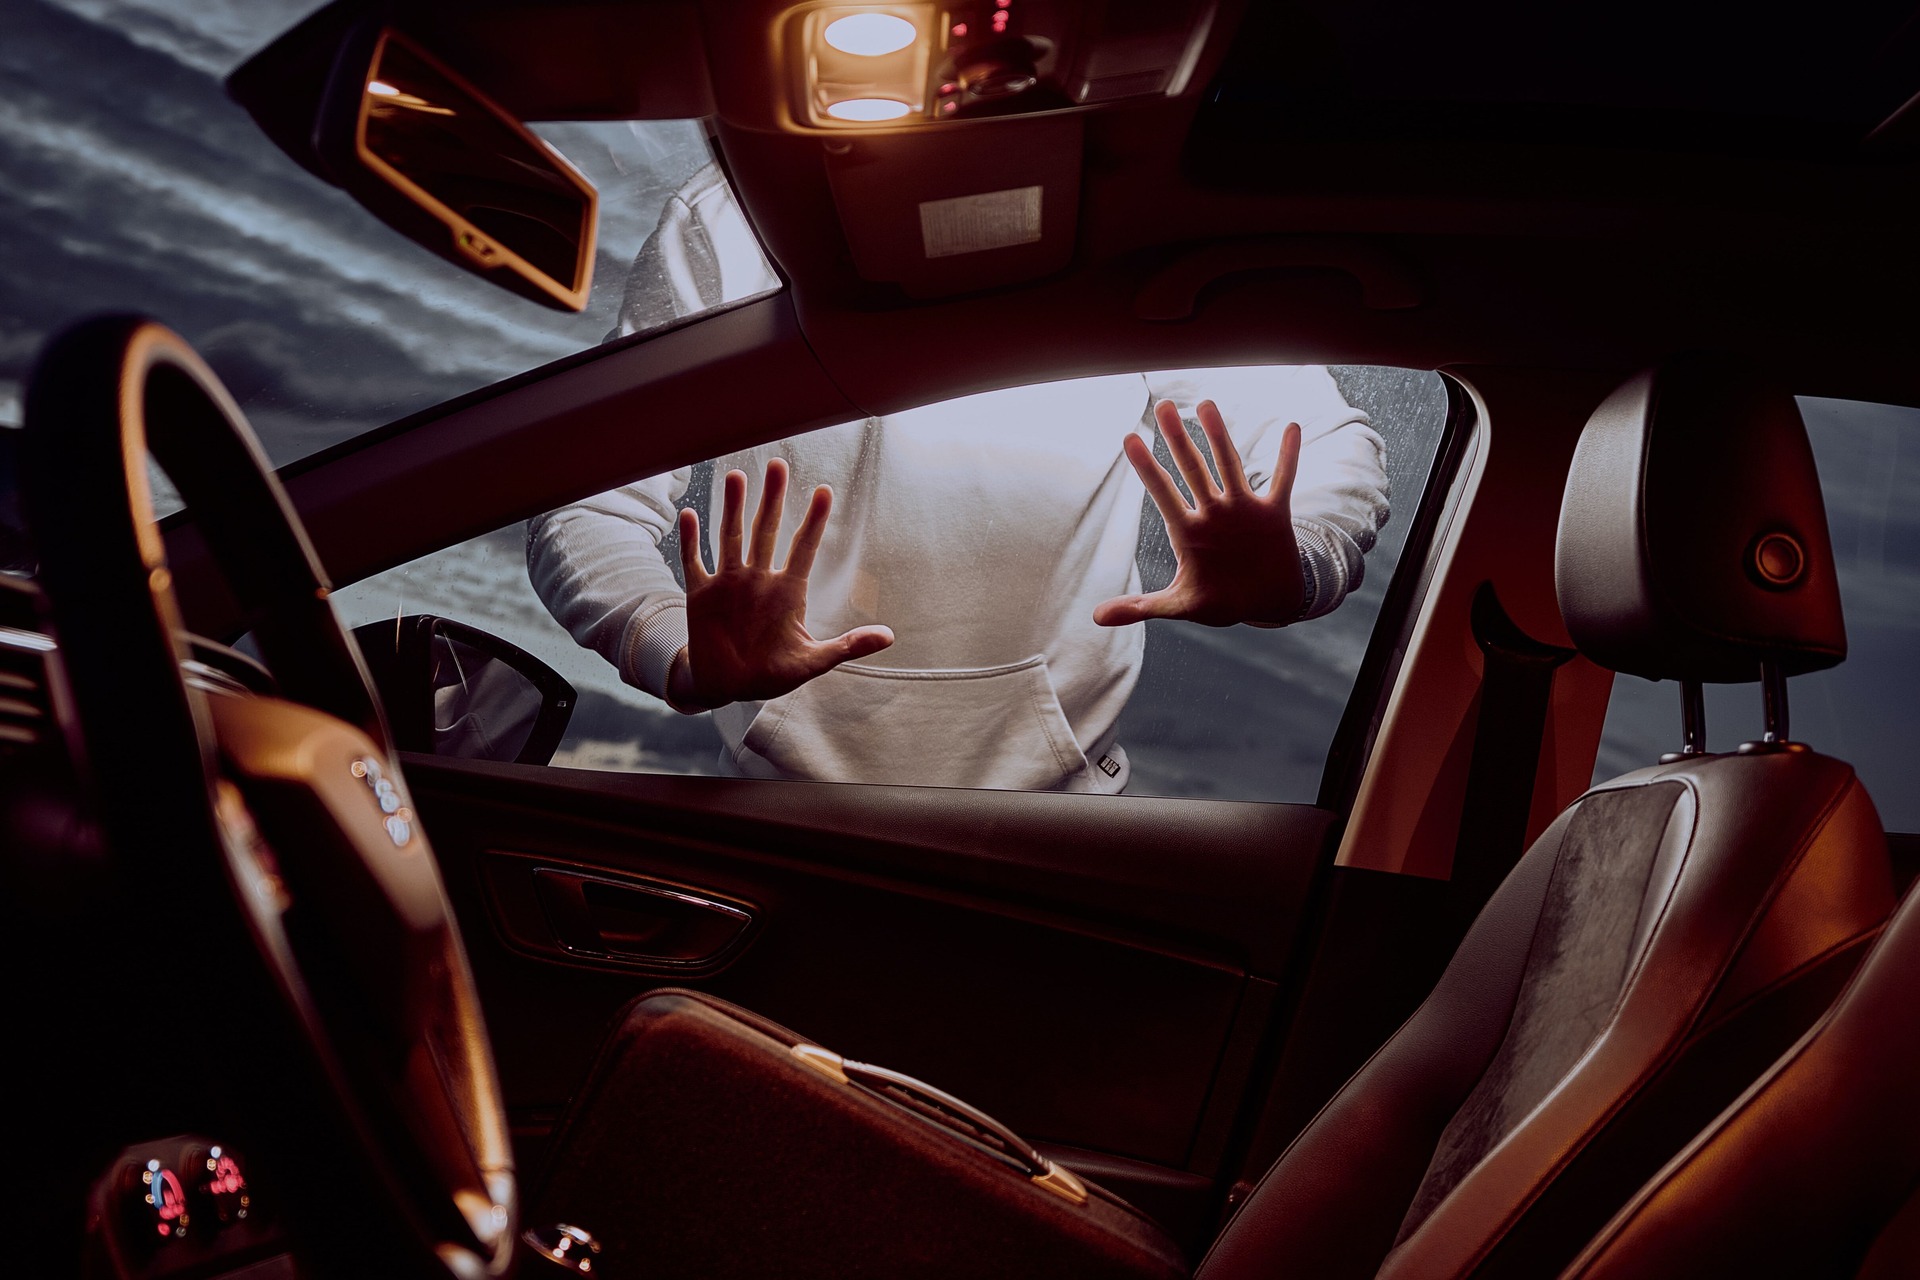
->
[306,340,1463,1248]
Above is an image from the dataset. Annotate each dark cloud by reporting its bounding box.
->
[1,0,706,465]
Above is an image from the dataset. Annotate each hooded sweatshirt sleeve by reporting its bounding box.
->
[1145,365,1390,621]
[526,471,693,700]
[530,160,780,705]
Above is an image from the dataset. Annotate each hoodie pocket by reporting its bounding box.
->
[737,655,1089,790]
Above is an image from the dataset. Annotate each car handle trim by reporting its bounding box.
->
[788,1043,1089,1205]
[530,865,755,970]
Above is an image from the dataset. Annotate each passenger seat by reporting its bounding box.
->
[1562,878,1920,1278]
[1197,355,1896,1280]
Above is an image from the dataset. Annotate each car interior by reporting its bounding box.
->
[2,1,1917,1277]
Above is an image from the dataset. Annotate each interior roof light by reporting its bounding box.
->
[826,97,914,121]
[823,13,919,56]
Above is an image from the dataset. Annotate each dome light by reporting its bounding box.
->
[823,13,919,56]
[826,97,914,122]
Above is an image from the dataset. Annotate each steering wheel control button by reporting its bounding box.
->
[1749,531,1807,588]
[524,1223,601,1272]
[352,756,416,846]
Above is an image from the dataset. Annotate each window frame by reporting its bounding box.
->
[324,361,1475,813]
[1317,374,1478,814]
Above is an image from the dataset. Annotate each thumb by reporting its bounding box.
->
[802,624,895,676]
[1093,591,1182,627]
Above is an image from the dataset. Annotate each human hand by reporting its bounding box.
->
[1094,399,1307,628]
[671,458,893,709]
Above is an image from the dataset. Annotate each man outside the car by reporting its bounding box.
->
[526,165,1389,792]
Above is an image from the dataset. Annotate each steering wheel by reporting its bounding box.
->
[21,317,516,1276]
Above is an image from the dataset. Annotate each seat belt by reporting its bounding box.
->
[1449,582,1577,924]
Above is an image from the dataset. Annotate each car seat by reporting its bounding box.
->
[1197,354,1896,1279]
[1561,873,1920,1278]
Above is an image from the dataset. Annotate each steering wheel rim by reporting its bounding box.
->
[21,316,517,1276]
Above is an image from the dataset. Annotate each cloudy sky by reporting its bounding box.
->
[0,0,711,462]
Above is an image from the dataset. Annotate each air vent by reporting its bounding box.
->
[0,627,52,758]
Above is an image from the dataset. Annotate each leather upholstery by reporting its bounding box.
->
[1563,883,1920,1279]
[1196,358,1892,1280]
[1554,354,1846,682]
[1197,753,1891,1280]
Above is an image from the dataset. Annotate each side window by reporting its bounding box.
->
[334,365,1451,802]
[1594,396,1920,831]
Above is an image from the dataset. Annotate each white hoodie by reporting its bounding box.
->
[527,366,1387,792]
[527,164,1389,791]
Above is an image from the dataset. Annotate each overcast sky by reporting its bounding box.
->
[0,0,710,462]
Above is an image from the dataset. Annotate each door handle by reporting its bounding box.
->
[530,867,755,973]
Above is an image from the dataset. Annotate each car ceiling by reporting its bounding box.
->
[355,0,1920,413]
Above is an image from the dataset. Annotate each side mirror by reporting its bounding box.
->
[230,16,597,311]
[354,615,575,766]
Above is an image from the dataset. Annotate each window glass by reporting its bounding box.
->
[334,365,1451,802]
[0,1,777,465]
[1594,396,1920,830]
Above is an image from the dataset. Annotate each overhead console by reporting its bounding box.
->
[777,0,1221,130]
[693,0,1239,299]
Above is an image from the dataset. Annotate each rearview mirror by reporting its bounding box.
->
[231,19,597,311]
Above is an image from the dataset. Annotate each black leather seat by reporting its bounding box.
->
[1197,356,1896,1280]
[1562,879,1920,1279]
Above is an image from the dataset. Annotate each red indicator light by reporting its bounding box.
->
[995,0,1011,8]
[951,21,967,36]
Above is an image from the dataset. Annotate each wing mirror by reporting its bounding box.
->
[230,16,597,311]
[353,615,576,766]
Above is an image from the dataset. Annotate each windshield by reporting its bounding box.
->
[0,0,777,466]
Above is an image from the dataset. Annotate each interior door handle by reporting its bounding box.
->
[531,867,755,972]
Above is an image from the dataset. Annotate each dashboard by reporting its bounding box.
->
[1,574,298,1278]
[87,1136,287,1279]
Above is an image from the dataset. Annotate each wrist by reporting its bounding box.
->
[1245,548,1316,629]
[664,645,719,714]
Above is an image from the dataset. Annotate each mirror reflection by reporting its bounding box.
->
[357,31,597,309]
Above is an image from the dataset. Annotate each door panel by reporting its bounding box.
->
[410,756,1332,1179]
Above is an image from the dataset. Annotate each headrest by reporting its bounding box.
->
[1555,355,1845,683]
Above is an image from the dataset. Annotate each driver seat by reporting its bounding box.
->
[1197,355,1895,1279]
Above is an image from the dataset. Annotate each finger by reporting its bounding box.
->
[1156,400,1219,501]
[803,624,895,676]
[717,468,747,570]
[1124,430,1190,517]
[1196,400,1251,496]
[749,457,789,568]
[1093,590,1185,627]
[677,505,709,585]
[783,484,834,578]
[1265,422,1302,510]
